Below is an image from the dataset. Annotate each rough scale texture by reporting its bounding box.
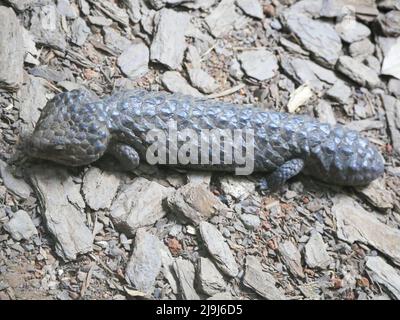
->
[27,89,384,188]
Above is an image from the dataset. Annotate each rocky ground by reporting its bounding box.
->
[1,0,400,300]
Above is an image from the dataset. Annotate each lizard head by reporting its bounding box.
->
[26,90,110,167]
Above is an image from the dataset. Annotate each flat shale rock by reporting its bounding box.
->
[243,255,286,300]
[278,240,305,278]
[335,17,371,43]
[240,214,260,230]
[336,56,381,88]
[205,0,241,38]
[219,176,255,199]
[125,229,162,294]
[349,38,375,57]
[199,221,239,277]
[332,195,400,266]
[381,38,400,80]
[70,17,90,46]
[304,231,332,269]
[173,258,200,300]
[82,167,121,211]
[0,160,32,199]
[320,0,379,18]
[326,81,352,104]
[356,178,394,210]
[285,13,342,67]
[118,42,149,79]
[0,6,24,90]
[280,55,338,91]
[187,68,218,94]
[103,27,132,54]
[30,4,67,50]
[388,78,400,98]
[167,182,227,225]
[238,49,278,81]
[4,210,37,241]
[366,256,400,299]
[161,71,202,97]
[29,165,92,261]
[150,9,190,70]
[198,257,227,296]
[315,100,337,126]
[378,10,400,37]
[236,0,263,19]
[57,0,79,19]
[110,177,174,237]
[17,75,48,132]
[87,15,113,26]
[382,94,400,155]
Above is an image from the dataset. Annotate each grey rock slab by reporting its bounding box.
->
[349,38,375,57]
[4,210,37,241]
[186,172,212,186]
[345,119,384,132]
[278,240,305,278]
[57,0,79,19]
[381,38,400,80]
[0,160,32,199]
[103,27,132,54]
[123,0,142,24]
[29,165,92,261]
[243,255,286,300]
[199,221,239,277]
[236,0,263,19]
[188,68,218,94]
[117,42,149,79]
[304,231,332,269]
[17,75,48,132]
[166,182,227,225]
[158,241,178,294]
[87,15,113,26]
[285,13,342,67]
[161,71,202,97]
[71,17,90,46]
[335,17,371,43]
[29,65,71,83]
[0,6,24,91]
[219,176,255,199]
[315,100,337,126]
[326,81,352,104]
[336,56,381,88]
[366,256,400,299]
[173,258,200,300]
[320,0,379,18]
[356,178,394,210]
[240,214,260,230]
[205,0,241,38]
[208,292,233,299]
[378,10,400,37]
[388,78,400,98]
[280,55,338,91]
[6,0,35,12]
[238,49,278,81]
[182,0,218,9]
[332,195,400,265]
[150,9,190,70]
[110,177,174,237]
[87,0,129,26]
[382,94,400,155]
[30,4,67,50]
[198,257,227,296]
[82,167,122,211]
[125,229,162,294]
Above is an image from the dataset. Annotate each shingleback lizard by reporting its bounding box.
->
[25,89,384,191]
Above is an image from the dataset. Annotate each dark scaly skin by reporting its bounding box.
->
[27,89,385,189]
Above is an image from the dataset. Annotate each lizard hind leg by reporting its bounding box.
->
[258,158,305,192]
